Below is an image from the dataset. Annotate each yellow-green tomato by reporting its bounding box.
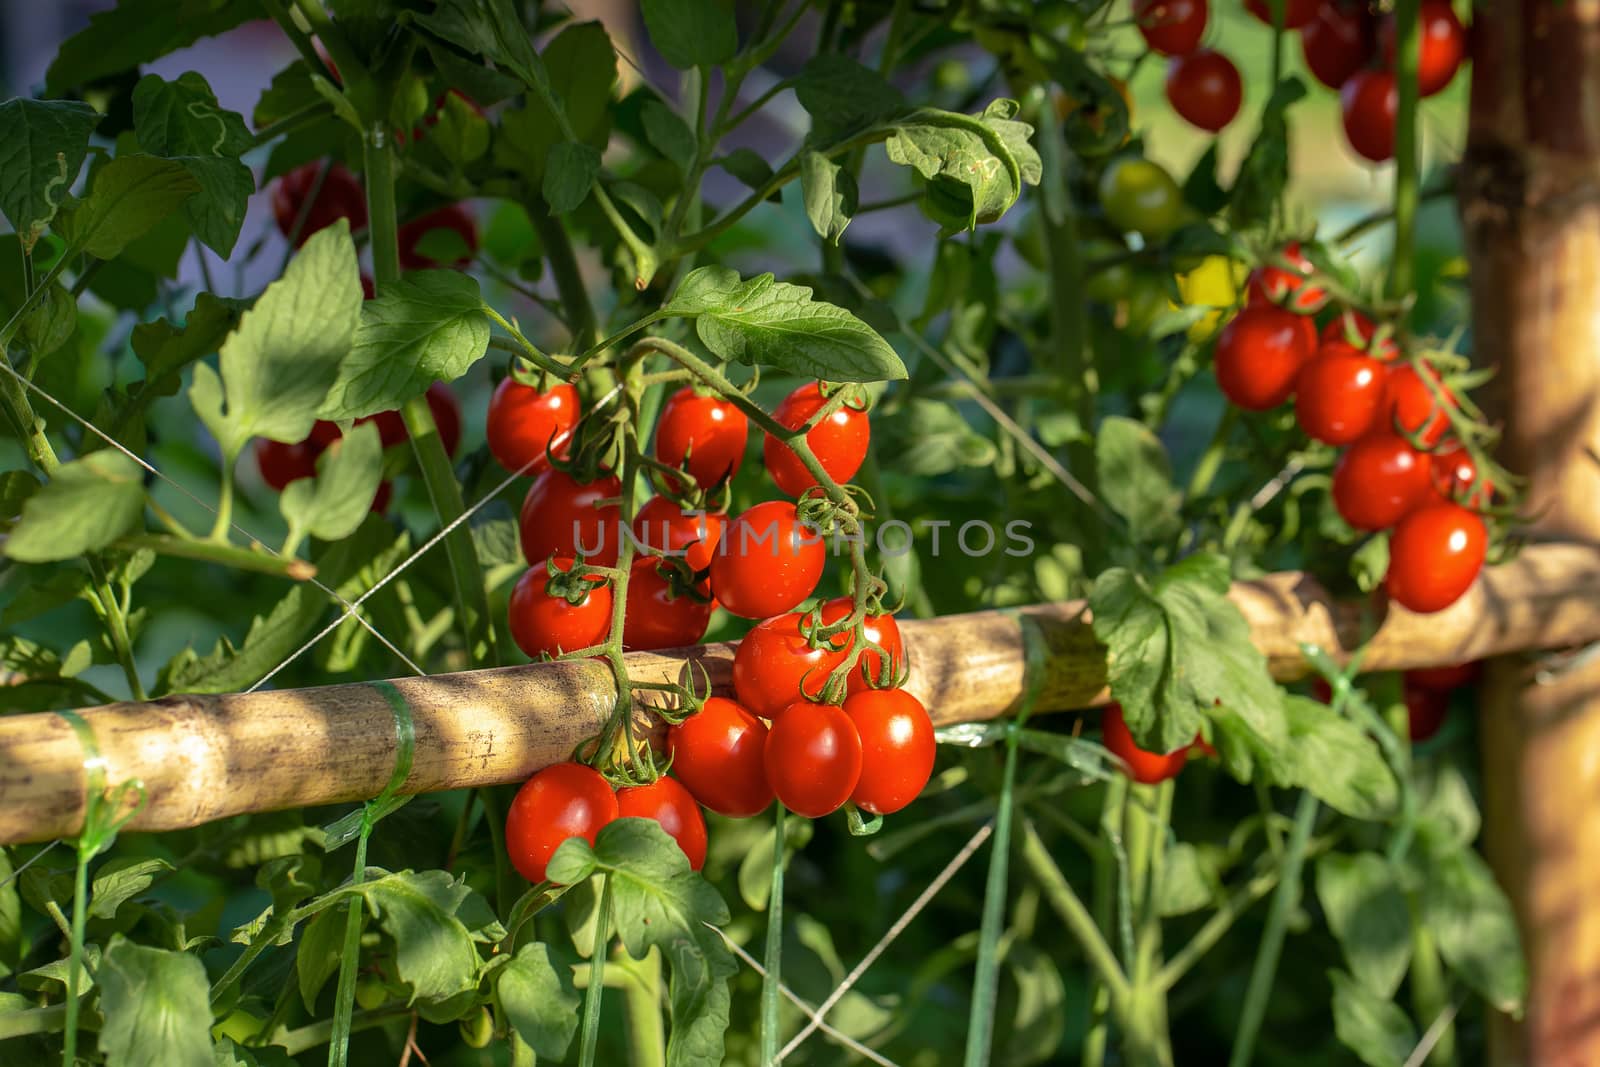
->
[460,1006,495,1049]
[1097,157,1185,240]
[354,976,389,1011]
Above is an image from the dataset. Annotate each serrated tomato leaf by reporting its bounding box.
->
[496,942,579,1060]
[1315,853,1412,999]
[57,154,200,261]
[98,936,214,1067]
[4,451,145,562]
[279,422,384,549]
[0,98,100,250]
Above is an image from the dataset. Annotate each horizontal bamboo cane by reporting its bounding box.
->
[1,542,1597,845]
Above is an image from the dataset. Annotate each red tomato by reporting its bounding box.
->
[616,777,708,870]
[487,379,579,475]
[630,497,726,575]
[733,611,847,720]
[1245,0,1319,29]
[1404,683,1450,742]
[1100,703,1188,784]
[1212,304,1313,411]
[1294,341,1388,445]
[1341,70,1397,162]
[763,384,871,498]
[1165,50,1243,133]
[1133,0,1208,55]
[255,438,320,490]
[1407,660,1481,693]
[1380,0,1467,97]
[1385,502,1487,613]
[764,702,863,818]
[1246,242,1329,315]
[1385,363,1452,447]
[844,688,936,815]
[1301,2,1377,90]
[1431,446,1490,506]
[1321,309,1399,361]
[667,696,774,817]
[819,596,905,694]
[361,274,375,300]
[1332,432,1432,530]
[654,387,749,489]
[271,162,368,246]
[622,557,713,651]
[708,501,826,618]
[398,203,479,270]
[504,762,618,883]
[508,560,613,659]
[519,469,623,567]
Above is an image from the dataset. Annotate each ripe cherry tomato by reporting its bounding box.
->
[1406,660,1481,692]
[508,560,613,659]
[1165,50,1243,133]
[272,162,368,246]
[1380,0,1467,97]
[1246,242,1329,314]
[1341,70,1397,163]
[622,557,712,651]
[733,611,846,720]
[844,688,936,815]
[1098,156,1186,239]
[1321,309,1399,361]
[764,383,870,497]
[1404,682,1450,742]
[616,777,708,870]
[1245,0,1319,29]
[1133,0,1207,56]
[630,497,726,576]
[1385,502,1487,613]
[667,696,774,817]
[1431,446,1490,506]
[519,469,623,567]
[819,596,905,694]
[764,702,863,818]
[1332,432,1432,530]
[487,379,579,475]
[1301,2,1377,90]
[655,387,749,489]
[1294,341,1388,445]
[1385,363,1452,447]
[398,203,479,270]
[1212,304,1313,411]
[1100,703,1188,784]
[504,761,618,883]
[709,500,826,619]
[255,438,320,490]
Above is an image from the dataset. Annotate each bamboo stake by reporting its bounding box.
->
[2,542,1599,845]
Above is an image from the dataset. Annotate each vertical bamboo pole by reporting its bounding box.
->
[1461,2,1600,1061]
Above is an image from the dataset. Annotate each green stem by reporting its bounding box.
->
[1082,776,1127,1067]
[250,100,334,148]
[209,456,235,541]
[1226,790,1319,1067]
[1033,88,1093,437]
[483,304,569,377]
[1120,783,1174,1067]
[529,209,599,350]
[1019,819,1131,1009]
[115,533,316,580]
[0,1004,66,1040]
[1409,917,1457,1065]
[277,1009,409,1056]
[760,805,786,1065]
[578,873,614,1067]
[363,136,401,291]
[87,563,145,701]
[963,721,1021,1067]
[616,946,666,1067]
[1185,407,1238,503]
[1389,0,1421,300]
[62,839,91,1067]
[0,361,58,475]
[327,831,371,1067]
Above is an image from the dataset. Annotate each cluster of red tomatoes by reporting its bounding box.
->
[1212,243,1490,615]
[1134,0,1467,160]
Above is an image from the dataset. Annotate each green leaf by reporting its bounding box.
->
[548,819,737,1067]
[799,150,857,245]
[20,282,79,360]
[1415,761,1480,849]
[1156,843,1218,917]
[0,98,100,249]
[1417,830,1526,1015]
[318,271,488,421]
[131,292,244,383]
[1182,143,1228,216]
[412,0,547,92]
[1329,968,1416,1067]
[642,99,696,174]
[795,54,905,143]
[190,222,362,458]
[662,265,907,382]
[57,155,201,260]
[1315,853,1412,999]
[496,942,579,1060]
[98,936,215,1067]
[279,422,384,547]
[5,451,145,562]
[91,857,176,919]
[45,0,259,95]
[0,851,21,973]
[355,870,482,1007]
[171,155,255,257]
[640,0,737,69]
[1095,416,1179,544]
[490,21,616,183]
[716,148,774,190]
[132,72,251,157]
[884,102,1040,234]
[1276,696,1399,819]
[1230,78,1308,230]
[294,906,344,1010]
[543,142,601,214]
[737,816,813,912]
[430,91,491,165]
[873,398,996,476]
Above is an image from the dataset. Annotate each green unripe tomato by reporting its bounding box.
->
[1121,272,1171,335]
[1097,157,1185,240]
[460,1006,495,1049]
[354,976,389,1011]
[1081,239,1133,303]
[1035,2,1089,49]
[932,59,972,94]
